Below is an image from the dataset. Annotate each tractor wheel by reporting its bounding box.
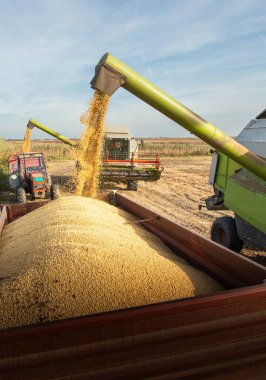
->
[16,187,27,204]
[50,184,60,200]
[127,179,138,191]
[210,216,244,252]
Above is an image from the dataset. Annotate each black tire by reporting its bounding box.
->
[127,179,138,191]
[211,216,244,252]
[50,184,60,200]
[16,187,27,204]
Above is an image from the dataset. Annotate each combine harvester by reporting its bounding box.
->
[91,53,266,253]
[26,118,162,191]
[0,54,265,379]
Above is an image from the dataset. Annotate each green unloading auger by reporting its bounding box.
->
[27,119,76,147]
[90,53,266,182]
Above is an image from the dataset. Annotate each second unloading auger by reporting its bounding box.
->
[27,119,76,147]
[90,53,266,251]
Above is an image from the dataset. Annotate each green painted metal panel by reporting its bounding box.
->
[225,171,266,233]
[213,152,228,191]
[227,157,242,176]
[210,151,242,192]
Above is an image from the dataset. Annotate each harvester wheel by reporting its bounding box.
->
[16,187,27,204]
[211,216,244,252]
[51,184,60,200]
[127,179,138,191]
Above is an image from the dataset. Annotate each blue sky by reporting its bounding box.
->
[0,0,266,139]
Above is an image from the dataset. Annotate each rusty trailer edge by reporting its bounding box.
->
[0,285,265,379]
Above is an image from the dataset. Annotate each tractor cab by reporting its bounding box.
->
[8,153,59,203]
[9,153,48,189]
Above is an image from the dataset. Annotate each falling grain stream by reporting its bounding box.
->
[22,128,32,153]
[76,90,110,197]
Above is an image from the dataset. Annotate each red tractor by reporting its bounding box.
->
[8,152,60,203]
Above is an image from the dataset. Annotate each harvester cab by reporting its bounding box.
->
[8,152,60,203]
[103,125,138,160]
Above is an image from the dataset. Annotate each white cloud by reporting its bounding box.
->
[0,0,266,140]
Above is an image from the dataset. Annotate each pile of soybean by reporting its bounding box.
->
[0,196,223,329]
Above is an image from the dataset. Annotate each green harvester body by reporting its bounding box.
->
[90,53,266,251]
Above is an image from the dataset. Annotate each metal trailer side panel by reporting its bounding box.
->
[0,286,265,379]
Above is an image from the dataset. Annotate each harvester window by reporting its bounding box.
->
[105,138,129,160]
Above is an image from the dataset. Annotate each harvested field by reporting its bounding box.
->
[0,196,223,329]
[125,156,220,235]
